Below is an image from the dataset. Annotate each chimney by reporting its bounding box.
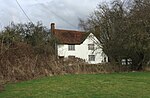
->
[51,23,55,35]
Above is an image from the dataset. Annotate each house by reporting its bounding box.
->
[51,23,108,64]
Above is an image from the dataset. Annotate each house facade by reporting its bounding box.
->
[51,23,108,64]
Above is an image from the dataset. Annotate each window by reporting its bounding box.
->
[104,57,107,62]
[68,45,75,51]
[121,59,126,65]
[121,58,132,65]
[127,58,132,65]
[59,56,64,59]
[88,55,95,61]
[68,55,75,59]
[88,44,94,50]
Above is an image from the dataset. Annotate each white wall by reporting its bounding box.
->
[57,33,108,64]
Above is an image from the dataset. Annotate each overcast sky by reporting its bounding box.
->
[0,0,109,30]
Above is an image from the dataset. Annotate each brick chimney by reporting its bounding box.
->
[51,23,55,35]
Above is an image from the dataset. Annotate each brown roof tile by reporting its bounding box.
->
[54,29,88,44]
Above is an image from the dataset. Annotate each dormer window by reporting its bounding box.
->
[88,44,94,50]
[68,44,75,51]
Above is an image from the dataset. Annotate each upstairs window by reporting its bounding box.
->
[68,45,75,51]
[88,55,95,61]
[88,44,94,50]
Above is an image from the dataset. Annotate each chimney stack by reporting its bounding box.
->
[51,23,55,35]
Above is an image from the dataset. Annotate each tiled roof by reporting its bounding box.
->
[53,29,88,44]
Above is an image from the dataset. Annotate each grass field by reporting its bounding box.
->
[0,72,150,98]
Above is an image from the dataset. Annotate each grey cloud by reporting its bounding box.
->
[0,0,106,30]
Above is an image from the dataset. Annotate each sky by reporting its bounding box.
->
[0,0,109,30]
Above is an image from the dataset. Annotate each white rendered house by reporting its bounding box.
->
[51,23,108,64]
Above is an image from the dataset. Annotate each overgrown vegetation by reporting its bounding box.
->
[0,22,56,90]
[79,0,150,70]
[0,22,130,92]
[0,0,150,94]
[0,72,150,98]
[0,22,55,55]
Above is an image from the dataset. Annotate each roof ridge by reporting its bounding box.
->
[55,29,85,32]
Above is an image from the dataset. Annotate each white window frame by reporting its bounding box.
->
[88,55,95,61]
[88,44,94,50]
[122,59,126,65]
[68,44,75,51]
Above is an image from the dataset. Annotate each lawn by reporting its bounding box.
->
[0,72,150,98]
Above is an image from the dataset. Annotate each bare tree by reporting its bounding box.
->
[79,0,150,70]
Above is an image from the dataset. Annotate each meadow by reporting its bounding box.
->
[0,72,150,98]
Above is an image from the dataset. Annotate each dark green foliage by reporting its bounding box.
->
[0,22,55,55]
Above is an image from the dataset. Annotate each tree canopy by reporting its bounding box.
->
[79,0,150,70]
[0,22,55,55]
